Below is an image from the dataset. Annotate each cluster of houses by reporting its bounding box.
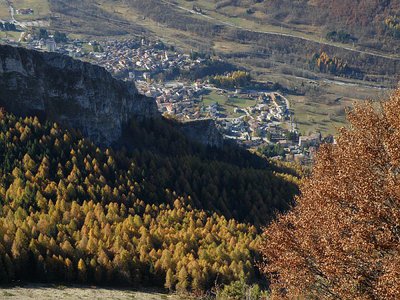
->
[218,92,291,140]
[137,81,206,119]
[15,34,211,119]
[215,92,333,163]
[26,37,56,51]
[22,36,207,81]
[22,33,87,57]
[137,75,332,163]
[274,132,322,163]
[85,38,206,81]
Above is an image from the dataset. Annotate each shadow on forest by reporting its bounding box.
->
[118,117,299,226]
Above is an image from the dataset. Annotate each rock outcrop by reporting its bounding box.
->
[179,119,224,148]
[0,44,159,146]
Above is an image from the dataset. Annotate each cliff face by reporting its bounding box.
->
[179,119,224,148]
[0,45,159,146]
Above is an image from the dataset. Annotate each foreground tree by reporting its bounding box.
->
[260,90,400,299]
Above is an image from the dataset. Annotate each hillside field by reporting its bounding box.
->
[0,285,184,300]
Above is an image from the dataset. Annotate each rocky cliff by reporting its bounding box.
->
[179,119,224,148]
[0,44,159,146]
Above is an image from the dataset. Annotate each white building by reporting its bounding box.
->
[46,39,57,52]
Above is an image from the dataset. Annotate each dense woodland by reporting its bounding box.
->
[0,108,298,291]
[261,91,400,299]
[120,117,299,225]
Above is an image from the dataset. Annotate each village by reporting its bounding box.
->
[0,28,330,164]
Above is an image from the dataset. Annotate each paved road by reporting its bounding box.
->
[160,0,400,61]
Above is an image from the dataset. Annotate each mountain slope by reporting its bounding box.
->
[175,0,400,53]
[0,106,298,290]
[0,110,261,289]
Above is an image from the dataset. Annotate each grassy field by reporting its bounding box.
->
[0,30,23,41]
[290,95,348,135]
[228,96,256,108]
[201,89,256,116]
[288,82,389,135]
[202,90,227,106]
[0,285,184,300]
[0,1,10,20]
[12,0,50,21]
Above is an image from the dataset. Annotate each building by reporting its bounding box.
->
[298,133,322,148]
[46,39,57,52]
[16,8,34,15]
[128,71,136,79]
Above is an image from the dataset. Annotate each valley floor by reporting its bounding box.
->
[0,284,183,300]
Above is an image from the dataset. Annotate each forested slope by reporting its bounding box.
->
[0,109,298,290]
[122,117,299,224]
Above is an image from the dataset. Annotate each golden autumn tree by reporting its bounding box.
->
[260,90,400,299]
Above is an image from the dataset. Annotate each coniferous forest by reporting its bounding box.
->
[0,108,298,292]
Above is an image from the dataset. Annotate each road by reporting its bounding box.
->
[285,74,390,90]
[160,0,400,61]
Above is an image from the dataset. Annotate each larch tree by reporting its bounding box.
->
[260,91,400,299]
[165,268,175,291]
[77,258,87,283]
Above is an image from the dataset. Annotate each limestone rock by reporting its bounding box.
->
[0,45,159,146]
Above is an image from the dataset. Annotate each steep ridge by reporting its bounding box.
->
[0,44,159,146]
[0,45,226,148]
